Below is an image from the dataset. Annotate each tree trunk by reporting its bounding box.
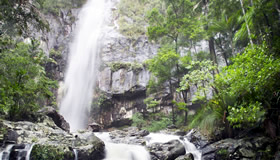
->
[203,0,219,68]
[181,90,189,125]
[169,80,176,125]
[209,37,219,74]
[239,0,254,46]
[275,0,280,27]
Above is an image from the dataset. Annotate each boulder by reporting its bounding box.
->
[0,119,105,160]
[138,129,150,137]
[109,118,132,128]
[109,127,149,145]
[148,140,186,160]
[175,153,194,160]
[4,130,18,144]
[38,107,70,132]
[201,137,276,160]
[88,123,102,132]
[186,129,211,149]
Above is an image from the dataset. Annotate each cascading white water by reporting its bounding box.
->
[0,144,34,160]
[59,0,106,132]
[24,144,34,160]
[73,149,78,160]
[95,132,201,160]
[104,143,151,160]
[95,133,151,160]
[145,133,201,160]
[0,144,14,160]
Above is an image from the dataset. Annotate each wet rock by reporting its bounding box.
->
[38,107,70,132]
[167,124,177,129]
[108,127,150,145]
[88,122,102,132]
[201,137,276,160]
[174,130,187,136]
[110,118,132,128]
[175,153,194,160]
[4,130,18,144]
[186,129,211,149]
[138,129,149,137]
[186,129,280,160]
[148,140,186,160]
[1,119,105,160]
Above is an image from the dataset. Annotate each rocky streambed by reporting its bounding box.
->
[1,110,279,160]
[0,116,104,160]
[0,108,200,160]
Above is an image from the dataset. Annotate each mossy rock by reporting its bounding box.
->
[30,144,74,160]
[216,148,230,160]
[108,62,143,73]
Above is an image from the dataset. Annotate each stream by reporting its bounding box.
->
[95,131,201,160]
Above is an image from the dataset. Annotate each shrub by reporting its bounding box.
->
[0,39,57,120]
[214,43,280,128]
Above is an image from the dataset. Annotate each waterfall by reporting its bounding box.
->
[59,0,106,132]
[25,144,35,160]
[73,149,78,160]
[0,144,34,160]
[0,144,14,160]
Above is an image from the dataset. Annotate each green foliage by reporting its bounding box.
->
[147,0,205,51]
[144,0,280,134]
[188,107,221,137]
[194,51,211,61]
[131,112,171,132]
[132,112,146,128]
[143,116,170,132]
[30,144,72,160]
[172,100,188,112]
[40,0,87,16]
[214,43,280,128]
[227,101,265,128]
[216,148,230,160]
[146,47,179,84]
[144,97,160,112]
[116,0,161,39]
[146,76,161,95]
[0,38,57,120]
[0,0,48,35]
[179,60,216,102]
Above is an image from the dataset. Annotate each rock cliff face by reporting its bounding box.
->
[92,24,158,127]
[42,9,80,81]
[86,0,159,128]
[32,0,157,128]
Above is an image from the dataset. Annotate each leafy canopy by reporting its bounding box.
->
[0,38,57,120]
[214,43,280,128]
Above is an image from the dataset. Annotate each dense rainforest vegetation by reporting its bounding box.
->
[123,0,280,138]
[0,0,86,120]
[1,0,280,140]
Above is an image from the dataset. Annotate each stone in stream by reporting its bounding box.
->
[88,122,102,132]
[148,140,186,160]
[4,130,19,144]
[175,153,194,160]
